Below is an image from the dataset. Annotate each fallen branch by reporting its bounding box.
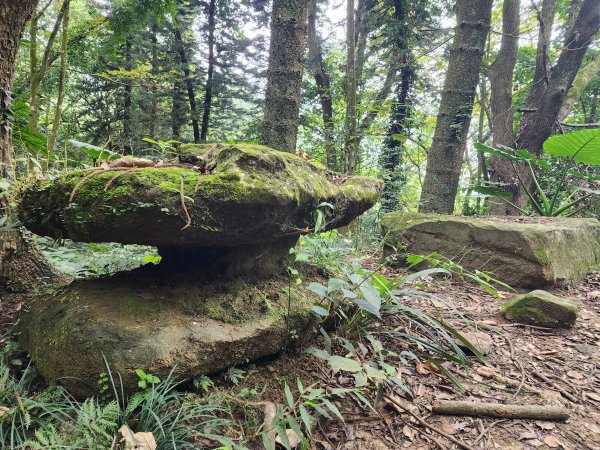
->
[476,367,549,398]
[383,394,476,450]
[432,400,570,420]
[531,367,579,404]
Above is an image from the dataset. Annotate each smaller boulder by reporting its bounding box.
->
[500,290,580,328]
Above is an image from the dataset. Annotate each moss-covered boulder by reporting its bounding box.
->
[500,290,580,328]
[16,265,325,399]
[382,212,600,288]
[20,144,381,249]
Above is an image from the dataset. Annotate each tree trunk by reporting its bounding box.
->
[379,0,414,213]
[200,0,216,143]
[516,0,600,154]
[419,0,493,214]
[29,0,68,134]
[345,0,358,174]
[557,54,600,122]
[149,21,158,139]
[48,0,70,155]
[171,77,186,140]
[123,38,133,154]
[173,25,201,143]
[261,0,309,153]
[487,0,521,215]
[489,0,600,213]
[1,0,61,293]
[307,0,336,170]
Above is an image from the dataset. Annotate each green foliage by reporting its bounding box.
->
[0,354,233,449]
[134,369,160,390]
[475,129,600,216]
[304,260,487,394]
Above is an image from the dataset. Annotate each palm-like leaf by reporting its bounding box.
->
[543,128,600,164]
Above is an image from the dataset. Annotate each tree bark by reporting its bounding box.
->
[48,0,70,155]
[29,0,68,134]
[173,24,201,143]
[307,0,336,170]
[557,54,600,122]
[1,0,61,293]
[261,0,309,153]
[149,21,158,139]
[123,38,133,154]
[345,0,358,174]
[516,0,600,154]
[487,0,520,215]
[200,0,216,143]
[419,0,493,214]
[380,0,414,213]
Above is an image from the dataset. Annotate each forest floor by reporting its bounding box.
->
[237,253,600,450]
[2,248,600,449]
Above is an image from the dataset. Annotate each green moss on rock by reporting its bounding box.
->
[500,290,580,328]
[19,144,382,249]
[381,212,600,288]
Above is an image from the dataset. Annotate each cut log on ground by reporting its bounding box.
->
[432,400,570,420]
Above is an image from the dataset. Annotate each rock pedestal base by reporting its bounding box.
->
[17,265,323,399]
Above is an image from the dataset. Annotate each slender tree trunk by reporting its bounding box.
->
[261,0,309,153]
[29,0,68,134]
[590,86,598,123]
[524,0,557,111]
[48,0,70,155]
[173,25,200,143]
[490,0,600,212]
[379,0,414,212]
[123,38,133,154]
[345,0,358,174]
[149,21,159,139]
[200,0,216,143]
[419,0,493,214]
[487,0,520,215]
[516,0,600,153]
[29,12,40,133]
[172,77,186,140]
[307,0,336,169]
[381,66,414,213]
[558,54,600,122]
[1,0,60,293]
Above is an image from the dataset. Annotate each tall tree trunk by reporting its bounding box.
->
[307,0,336,170]
[379,0,414,213]
[419,0,493,214]
[171,77,186,140]
[149,21,159,139]
[261,0,309,153]
[200,0,216,143]
[380,65,414,213]
[1,0,60,293]
[557,54,600,122]
[123,38,133,154]
[345,0,358,174]
[29,0,68,134]
[491,0,600,212]
[517,0,600,153]
[525,0,557,111]
[173,25,200,143]
[48,0,70,155]
[487,0,520,215]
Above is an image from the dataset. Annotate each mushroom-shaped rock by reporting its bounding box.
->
[20,144,382,249]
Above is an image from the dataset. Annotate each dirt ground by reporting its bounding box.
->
[238,255,600,450]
